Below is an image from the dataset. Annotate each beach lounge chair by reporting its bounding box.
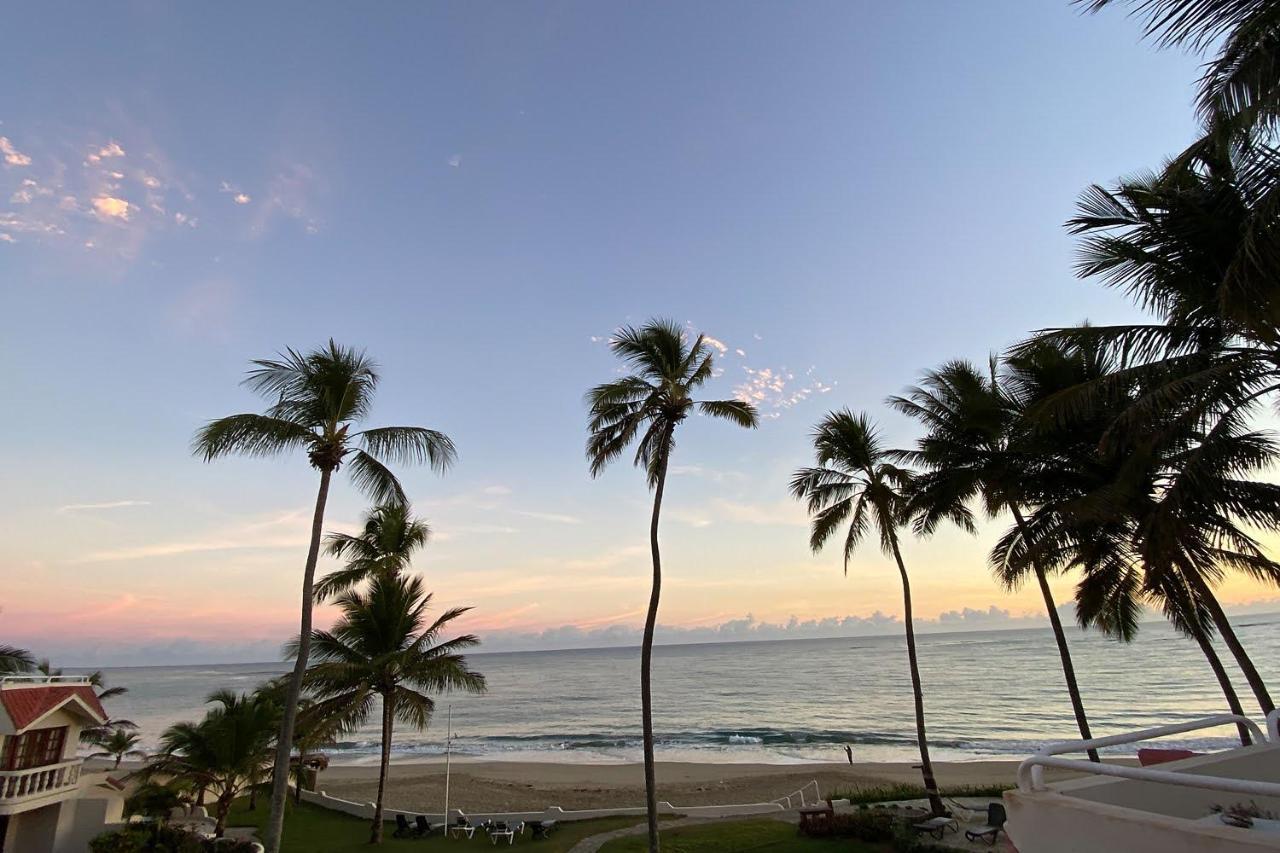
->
[964,803,1007,846]
[487,820,522,845]
[393,814,416,839]
[912,814,958,839]
[526,819,558,839]
[415,815,443,837]
[450,816,477,839]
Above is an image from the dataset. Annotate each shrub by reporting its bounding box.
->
[90,825,257,853]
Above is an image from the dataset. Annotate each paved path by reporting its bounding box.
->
[567,812,797,853]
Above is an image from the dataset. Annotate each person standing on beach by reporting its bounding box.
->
[844,745,853,765]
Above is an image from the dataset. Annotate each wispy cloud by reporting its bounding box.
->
[734,365,834,419]
[91,195,131,221]
[84,141,125,165]
[0,137,32,167]
[447,154,462,168]
[514,510,583,525]
[57,499,151,514]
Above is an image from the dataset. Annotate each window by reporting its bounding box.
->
[1,727,67,771]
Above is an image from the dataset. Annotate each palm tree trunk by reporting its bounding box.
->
[1189,628,1251,746]
[1010,505,1099,763]
[889,537,945,817]
[249,776,258,811]
[1190,573,1273,715]
[371,693,394,844]
[264,466,334,853]
[640,434,672,853]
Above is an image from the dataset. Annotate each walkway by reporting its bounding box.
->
[567,812,797,853]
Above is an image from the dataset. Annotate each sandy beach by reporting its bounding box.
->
[310,759,1087,813]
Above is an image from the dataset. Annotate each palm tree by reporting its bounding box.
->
[296,574,485,844]
[1079,0,1280,132]
[314,502,431,601]
[145,690,279,837]
[890,356,1101,761]
[790,410,947,816]
[1026,141,1280,716]
[193,340,456,853]
[996,340,1280,719]
[0,645,34,674]
[586,319,758,851]
[88,727,146,769]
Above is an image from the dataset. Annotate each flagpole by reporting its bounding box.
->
[443,704,452,837]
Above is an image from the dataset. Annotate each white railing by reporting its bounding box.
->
[0,758,83,805]
[772,779,821,809]
[1017,713,1275,799]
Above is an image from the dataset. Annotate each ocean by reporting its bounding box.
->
[83,614,1280,765]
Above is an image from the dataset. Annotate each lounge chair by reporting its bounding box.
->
[526,819,558,839]
[487,820,522,845]
[965,803,1007,846]
[912,814,958,839]
[415,815,443,837]
[393,814,416,839]
[450,815,477,839]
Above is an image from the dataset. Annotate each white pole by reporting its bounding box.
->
[443,704,452,837]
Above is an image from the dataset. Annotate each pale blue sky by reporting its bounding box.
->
[5,2,1257,665]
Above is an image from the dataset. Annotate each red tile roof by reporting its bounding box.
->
[0,685,108,730]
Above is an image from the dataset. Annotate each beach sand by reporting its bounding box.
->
[312,759,1087,813]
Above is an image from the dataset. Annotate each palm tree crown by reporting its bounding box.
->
[193,340,456,504]
[586,319,758,483]
[315,502,431,601]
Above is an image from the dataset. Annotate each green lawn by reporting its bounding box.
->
[597,820,890,853]
[225,798,654,853]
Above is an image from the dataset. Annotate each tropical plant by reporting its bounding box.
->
[252,677,341,805]
[34,659,137,741]
[1079,0,1280,134]
[789,410,946,816]
[586,318,758,851]
[890,355,1103,761]
[314,502,431,601]
[1026,139,1280,715]
[88,727,147,769]
[295,574,485,844]
[0,645,34,674]
[192,340,456,853]
[144,690,279,837]
[993,338,1280,721]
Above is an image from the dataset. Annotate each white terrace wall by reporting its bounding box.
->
[300,787,790,825]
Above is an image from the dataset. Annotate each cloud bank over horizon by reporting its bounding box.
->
[17,599,1280,667]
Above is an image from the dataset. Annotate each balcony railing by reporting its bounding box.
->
[0,759,83,807]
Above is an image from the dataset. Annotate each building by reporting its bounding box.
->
[0,676,126,852]
[1006,711,1280,852]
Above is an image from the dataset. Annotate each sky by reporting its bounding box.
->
[2,1,1276,666]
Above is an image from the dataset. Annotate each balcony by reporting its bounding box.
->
[0,758,83,814]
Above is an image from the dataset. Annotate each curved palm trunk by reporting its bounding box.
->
[889,538,945,817]
[215,787,234,838]
[1189,574,1273,715]
[264,466,334,853]
[370,693,394,844]
[1190,628,1251,746]
[640,438,672,853]
[1010,506,1099,763]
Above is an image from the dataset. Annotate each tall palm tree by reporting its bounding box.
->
[0,645,34,674]
[1079,0,1280,132]
[586,319,758,852]
[145,690,279,837]
[296,574,485,844]
[997,340,1280,718]
[890,356,1101,761]
[193,340,456,853]
[314,502,431,601]
[87,728,146,769]
[790,410,947,816]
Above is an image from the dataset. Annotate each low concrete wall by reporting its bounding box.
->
[300,787,789,825]
[1006,787,1280,853]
